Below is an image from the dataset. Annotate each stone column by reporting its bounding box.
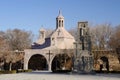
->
[24,63,28,70]
[48,56,53,72]
[24,55,29,70]
[48,63,52,71]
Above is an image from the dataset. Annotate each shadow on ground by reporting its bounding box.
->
[95,73,120,78]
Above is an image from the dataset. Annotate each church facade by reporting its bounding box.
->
[24,11,75,71]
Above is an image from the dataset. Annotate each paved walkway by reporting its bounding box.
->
[0,71,120,80]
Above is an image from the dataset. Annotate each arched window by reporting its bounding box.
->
[56,20,58,28]
[62,20,63,27]
[59,20,61,27]
[80,28,82,36]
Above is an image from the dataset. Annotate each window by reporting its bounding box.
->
[80,28,82,36]
[62,20,63,27]
[59,20,61,27]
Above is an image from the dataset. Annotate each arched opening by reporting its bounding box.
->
[59,20,61,27]
[62,20,63,27]
[28,54,48,70]
[100,56,109,71]
[56,19,58,28]
[51,53,72,72]
[80,28,82,36]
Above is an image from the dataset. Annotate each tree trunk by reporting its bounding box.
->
[9,62,12,71]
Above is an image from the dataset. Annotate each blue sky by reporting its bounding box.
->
[0,0,120,36]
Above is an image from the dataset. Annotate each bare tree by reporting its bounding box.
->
[5,29,33,51]
[109,25,120,50]
[0,29,33,70]
[0,31,10,51]
[90,23,113,50]
[0,31,10,70]
[5,51,24,71]
[68,27,77,40]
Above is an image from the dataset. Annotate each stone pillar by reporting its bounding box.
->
[48,63,52,71]
[24,63,28,70]
[48,56,53,72]
[24,55,29,70]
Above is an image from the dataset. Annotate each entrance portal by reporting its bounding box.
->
[100,56,109,71]
[28,54,47,70]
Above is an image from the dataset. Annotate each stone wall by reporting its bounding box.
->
[92,50,120,71]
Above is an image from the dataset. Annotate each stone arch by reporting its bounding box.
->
[51,53,72,72]
[28,54,48,70]
[99,56,109,71]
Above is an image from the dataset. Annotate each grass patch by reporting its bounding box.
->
[0,70,16,74]
[24,69,32,72]
[0,69,32,74]
[17,69,32,73]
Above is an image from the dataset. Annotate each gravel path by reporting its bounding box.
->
[0,71,120,80]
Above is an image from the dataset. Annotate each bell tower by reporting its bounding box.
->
[77,21,90,51]
[73,21,93,73]
[56,10,64,29]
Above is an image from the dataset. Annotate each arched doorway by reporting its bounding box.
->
[51,53,72,72]
[100,56,109,71]
[28,54,48,70]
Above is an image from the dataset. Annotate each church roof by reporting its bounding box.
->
[31,38,51,49]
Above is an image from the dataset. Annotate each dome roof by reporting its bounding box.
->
[40,28,46,32]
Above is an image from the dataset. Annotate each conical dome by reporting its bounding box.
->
[57,10,64,19]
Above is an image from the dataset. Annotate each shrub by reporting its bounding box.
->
[17,69,25,73]
[17,69,32,73]
[24,69,32,72]
[0,70,16,74]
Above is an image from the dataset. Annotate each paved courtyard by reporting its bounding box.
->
[0,71,120,80]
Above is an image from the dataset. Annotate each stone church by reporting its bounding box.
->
[32,11,75,50]
[23,10,120,72]
[24,11,75,71]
